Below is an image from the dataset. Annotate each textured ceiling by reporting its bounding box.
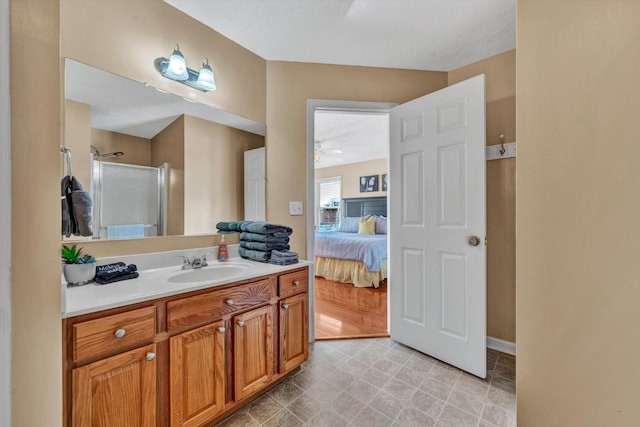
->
[165,0,516,71]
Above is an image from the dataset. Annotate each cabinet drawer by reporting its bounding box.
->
[167,278,274,332]
[73,306,156,362]
[278,270,308,297]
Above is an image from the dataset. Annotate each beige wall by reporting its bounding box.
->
[266,61,448,256]
[152,115,185,236]
[91,129,151,166]
[10,0,62,425]
[184,116,264,234]
[315,158,388,200]
[63,100,91,186]
[60,0,266,124]
[517,1,640,425]
[449,50,516,343]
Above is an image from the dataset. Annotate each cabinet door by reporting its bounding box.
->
[170,320,226,427]
[234,305,273,401]
[72,343,156,427]
[279,293,309,373]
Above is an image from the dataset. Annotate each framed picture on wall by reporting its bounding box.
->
[382,174,388,191]
[359,175,379,193]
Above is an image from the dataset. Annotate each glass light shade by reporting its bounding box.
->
[196,62,216,91]
[165,47,189,81]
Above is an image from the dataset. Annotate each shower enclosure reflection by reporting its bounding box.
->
[91,160,168,239]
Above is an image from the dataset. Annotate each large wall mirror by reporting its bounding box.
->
[62,58,265,241]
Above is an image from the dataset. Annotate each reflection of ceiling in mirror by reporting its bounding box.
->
[64,59,265,139]
[314,110,389,169]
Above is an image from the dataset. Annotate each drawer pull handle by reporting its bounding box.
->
[226,299,234,306]
[237,320,245,327]
[282,304,289,310]
[114,329,126,339]
[218,326,226,334]
[293,280,300,287]
[145,352,155,362]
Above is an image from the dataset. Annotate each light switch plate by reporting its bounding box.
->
[289,201,303,216]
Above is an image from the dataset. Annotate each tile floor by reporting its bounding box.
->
[214,338,516,427]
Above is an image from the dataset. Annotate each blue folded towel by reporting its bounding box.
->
[238,247,270,262]
[218,221,293,237]
[216,221,244,232]
[268,258,298,266]
[107,224,145,239]
[240,232,290,244]
[240,240,290,251]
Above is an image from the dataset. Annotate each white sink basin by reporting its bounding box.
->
[168,263,251,284]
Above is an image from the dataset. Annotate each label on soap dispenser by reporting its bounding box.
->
[217,245,228,261]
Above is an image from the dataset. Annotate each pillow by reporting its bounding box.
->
[338,217,359,233]
[358,216,376,235]
[375,215,387,234]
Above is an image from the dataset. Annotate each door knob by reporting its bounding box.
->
[114,329,126,338]
[226,299,234,306]
[145,352,155,361]
[237,320,245,327]
[467,235,481,246]
[282,304,289,310]
[293,280,300,287]
[218,326,226,334]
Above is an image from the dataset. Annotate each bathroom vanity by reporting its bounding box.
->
[62,254,310,427]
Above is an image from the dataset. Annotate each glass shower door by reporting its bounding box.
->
[91,161,168,239]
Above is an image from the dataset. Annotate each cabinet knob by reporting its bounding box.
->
[218,326,226,334]
[282,304,289,310]
[114,329,126,339]
[145,352,155,361]
[293,280,300,287]
[226,299,234,306]
[237,320,245,327]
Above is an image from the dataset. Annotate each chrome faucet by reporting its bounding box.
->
[176,254,209,270]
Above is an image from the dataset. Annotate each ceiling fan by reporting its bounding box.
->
[314,142,343,162]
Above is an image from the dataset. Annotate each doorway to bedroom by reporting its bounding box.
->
[309,103,392,340]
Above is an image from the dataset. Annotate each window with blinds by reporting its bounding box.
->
[315,176,342,232]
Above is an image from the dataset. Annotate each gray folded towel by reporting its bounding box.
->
[271,249,298,258]
[70,189,93,237]
[240,240,290,251]
[240,232,290,244]
[239,221,293,236]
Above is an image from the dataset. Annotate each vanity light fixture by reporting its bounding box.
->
[154,44,217,92]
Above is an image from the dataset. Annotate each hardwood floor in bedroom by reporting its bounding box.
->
[314,276,388,340]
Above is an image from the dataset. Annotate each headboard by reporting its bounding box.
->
[343,197,387,218]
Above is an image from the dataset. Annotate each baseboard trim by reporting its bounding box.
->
[487,336,516,356]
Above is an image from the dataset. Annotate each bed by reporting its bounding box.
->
[314,197,387,288]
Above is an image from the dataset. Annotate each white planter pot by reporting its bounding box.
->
[63,263,96,286]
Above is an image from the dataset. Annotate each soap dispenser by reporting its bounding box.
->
[217,235,228,261]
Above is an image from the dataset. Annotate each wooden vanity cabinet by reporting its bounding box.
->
[63,266,309,427]
[170,320,226,427]
[279,293,308,373]
[234,305,274,401]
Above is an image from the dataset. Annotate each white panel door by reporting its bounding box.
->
[389,75,486,378]
[244,147,265,221]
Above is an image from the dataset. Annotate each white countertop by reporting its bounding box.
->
[63,247,311,318]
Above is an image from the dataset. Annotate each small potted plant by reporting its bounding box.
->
[61,244,96,286]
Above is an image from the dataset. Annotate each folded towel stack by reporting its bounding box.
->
[95,262,139,285]
[268,249,299,266]
[217,221,294,263]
